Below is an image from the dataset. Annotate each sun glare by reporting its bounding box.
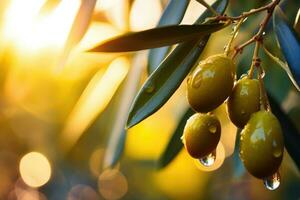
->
[3,0,80,51]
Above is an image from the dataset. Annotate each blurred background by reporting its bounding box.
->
[0,0,299,199]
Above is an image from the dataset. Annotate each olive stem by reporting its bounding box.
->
[195,0,219,16]
[231,0,279,59]
[248,41,260,79]
[212,0,280,22]
[224,18,244,56]
[257,63,271,111]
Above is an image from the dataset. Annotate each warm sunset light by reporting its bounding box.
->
[61,56,130,152]
[19,152,51,188]
[3,0,80,51]
[0,0,298,199]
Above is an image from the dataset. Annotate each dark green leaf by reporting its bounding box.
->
[148,0,189,74]
[157,108,194,169]
[273,7,300,88]
[268,93,300,171]
[126,0,228,128]
[88,23,227,52]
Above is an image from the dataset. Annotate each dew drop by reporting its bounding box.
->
[263,172,281,191]
[262,31,266,36]
[273,148,282,158]
[199,151,216,167]
[145,83,155,93]
[259,68,266,78]
[209,125,217,134]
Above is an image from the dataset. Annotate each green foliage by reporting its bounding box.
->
[126,0,229,128]
[88,23,227,52]
[148,0,189,74]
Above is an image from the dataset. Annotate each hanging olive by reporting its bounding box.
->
[239,111,284,179]
[182,113,221,159]
[187,54,235,113]
[227,76,260,128]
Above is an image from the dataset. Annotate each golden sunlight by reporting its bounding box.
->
[19,152,51,188]
[3,0,80,51]
[61,56,130,152]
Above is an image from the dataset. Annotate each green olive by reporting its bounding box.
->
[182,113,221,158]
[227,76,260,128]
[187,54,235,113]
[240,111,284,179]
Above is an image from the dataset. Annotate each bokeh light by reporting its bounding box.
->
[19,152,51,188]
[67,184,99,200]
[98,169,128,200]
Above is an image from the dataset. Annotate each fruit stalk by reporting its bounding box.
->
[224,18,244,56]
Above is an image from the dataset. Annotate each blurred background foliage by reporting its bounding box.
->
[0,0,299,199]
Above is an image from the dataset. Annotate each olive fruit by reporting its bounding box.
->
[187,54,235,113]
[227,76,260,128]
[239,111,284,179]
[182,113,221,159]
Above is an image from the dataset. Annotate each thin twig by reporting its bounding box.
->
[232,0,279,59]
[195,0,219,16]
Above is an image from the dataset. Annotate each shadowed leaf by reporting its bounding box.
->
[268,93,300,171]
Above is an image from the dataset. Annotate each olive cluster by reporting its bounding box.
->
[182,54,284,189]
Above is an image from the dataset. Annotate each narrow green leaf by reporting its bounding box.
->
[148,0,189,74]
[273,7,300,89]
[268,93,300,171]
[157,108,194,169]
[88,23,227,52]
[263,46,300,91]
[126,0,228,128]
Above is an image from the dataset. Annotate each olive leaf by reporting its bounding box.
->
[263,46,300,91]
[157,108,194,169]
[88,23,227,52]
[148,0,189,74]
[273,7,300,89]
[126,0,229,128]
[268,93,300,171]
